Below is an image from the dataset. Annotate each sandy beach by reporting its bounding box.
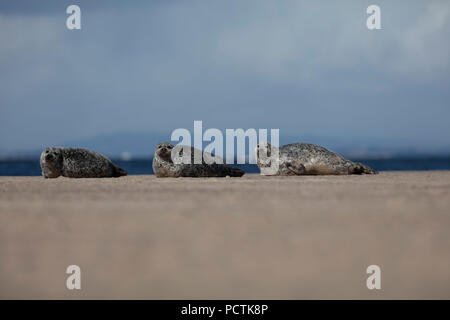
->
[1,171,450,299]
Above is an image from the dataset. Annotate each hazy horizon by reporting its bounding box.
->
[1,128,450,160]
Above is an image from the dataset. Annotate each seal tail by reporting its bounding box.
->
[224,166,245,177]
[113,165,127,177]
[350,162,378,175]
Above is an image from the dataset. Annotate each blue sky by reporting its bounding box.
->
[1,0,449,155]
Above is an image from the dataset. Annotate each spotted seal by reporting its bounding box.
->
[256,142,377,175]
[152,142,245,177]
[40,147,127,178]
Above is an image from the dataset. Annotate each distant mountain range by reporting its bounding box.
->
[1,131,449,160]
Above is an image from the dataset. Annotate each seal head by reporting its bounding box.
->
[40,147,64,178]
[256,142,273,168]
[155,142,174,162]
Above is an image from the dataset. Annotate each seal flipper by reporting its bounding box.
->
[349,162,377,175]
[112,164,127,177]
[223,166,245,177]
[286,160,306,175]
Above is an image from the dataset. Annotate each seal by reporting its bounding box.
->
[152,142,245,178]
[256,142,377,175]
[40,147,127,178]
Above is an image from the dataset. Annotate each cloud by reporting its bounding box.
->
[214,1,450,83]
[0,0,449,152]
[393,2,450,75]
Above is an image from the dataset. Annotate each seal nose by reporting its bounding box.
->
[45,154,53,161]
[161,147,167,152]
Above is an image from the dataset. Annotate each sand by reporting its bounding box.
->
[1,171,450,299]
